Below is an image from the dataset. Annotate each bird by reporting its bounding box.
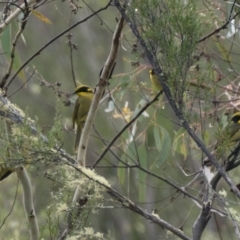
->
[149,68,211,91]
[204,112,240,169]
[149,69,162,92]
[214,112,240,151]
[223,112,240,144]
[72,85,94,150]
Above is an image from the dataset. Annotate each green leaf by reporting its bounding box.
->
[1,23,26,81]
[204,130,210,146]
[138,144,147,169]
[154,126,162,151]
[158,126,171,166]
[214,39,232,63]
[1,25,11,56]
[138,144,147,201]
[13,49,26,81]
[172,128,187,160]
[220,114,229,129]
[151,126,171,167]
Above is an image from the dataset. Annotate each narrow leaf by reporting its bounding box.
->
[32,10,52,24]
[1,25,11,56]
[13,49,26,81]
[138,144,147,201]
[154,126,162,151]
[172,128,187,160]
[158,126,171,165]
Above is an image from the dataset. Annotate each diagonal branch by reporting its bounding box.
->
[198,8,240,42]
[63,161,192,240]
[114,0,240,199]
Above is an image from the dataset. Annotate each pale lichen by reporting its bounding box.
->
[219,189,227,198]
[228,208,240,223]
[66,227,104,240]
[79,166,110,187]
[56,203,68,215]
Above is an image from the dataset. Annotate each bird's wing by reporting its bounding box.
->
[229,123,240,142]
[78,97,92,123]
[72,99,80,129]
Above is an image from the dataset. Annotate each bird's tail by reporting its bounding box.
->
[75,127,81,151]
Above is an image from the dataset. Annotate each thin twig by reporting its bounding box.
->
[0,179,19,229]
[91,91,163,168]
[1,3,31,89]
[0,0,36,33]
[8,68,36,98]
[198,9,240,42]
[3,0,112,90]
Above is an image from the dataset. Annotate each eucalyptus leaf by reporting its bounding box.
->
[138,144,147,201]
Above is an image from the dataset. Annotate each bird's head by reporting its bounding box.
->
[149,69,155,75]
[231,112,240,124]
[73,85,94,97]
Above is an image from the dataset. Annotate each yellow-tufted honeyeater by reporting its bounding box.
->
[72,85,94,150]
[149,69,162,92]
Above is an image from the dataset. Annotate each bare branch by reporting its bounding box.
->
[76,16,125,166]
[0,0,36,33]
[198,8,240,42]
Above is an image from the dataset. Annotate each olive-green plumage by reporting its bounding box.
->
[224,112,240,145]
[149,69,162,91]
[72,85,94,150]
[204,112,240,168]
[218,112,240,146]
